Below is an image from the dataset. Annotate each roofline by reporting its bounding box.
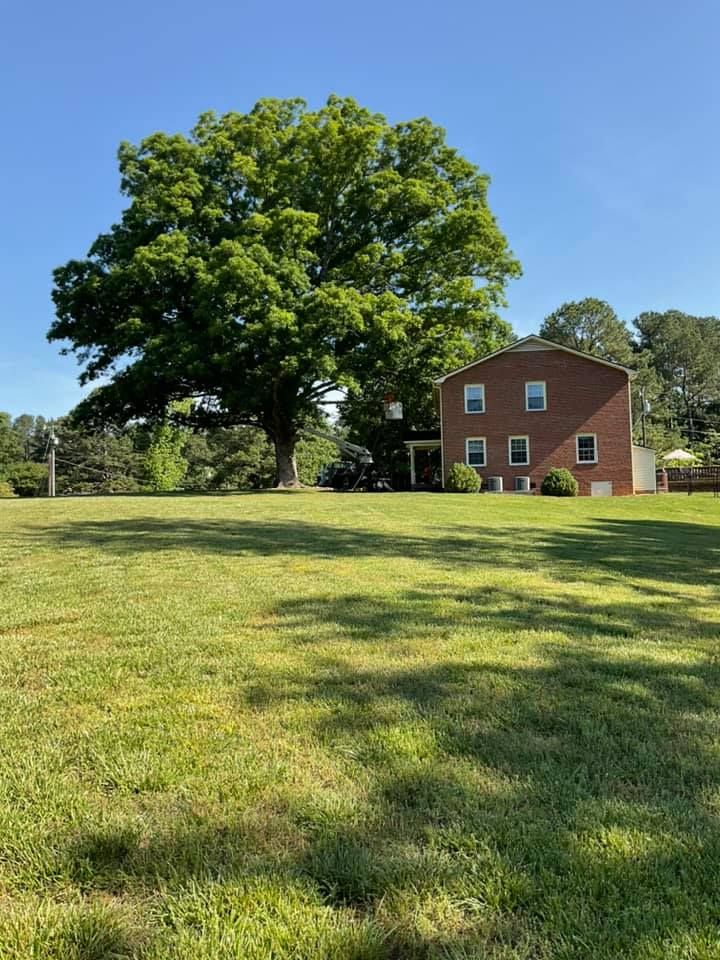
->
[433,335,637,384]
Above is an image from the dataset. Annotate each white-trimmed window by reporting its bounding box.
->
[576,433,598,463]
[464,384,485,414]
[508,435,530,466]
[525,381,547,411]
[466,437,486,468]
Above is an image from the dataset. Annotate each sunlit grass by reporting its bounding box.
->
[1,491,719,958]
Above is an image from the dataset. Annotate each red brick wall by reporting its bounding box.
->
[439,348,634,496]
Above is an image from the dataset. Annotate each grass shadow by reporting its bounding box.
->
[38,514,720,592]
[60,644,720,958]
[25,503,720,955]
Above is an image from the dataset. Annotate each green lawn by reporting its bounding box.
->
[1,491,719,959]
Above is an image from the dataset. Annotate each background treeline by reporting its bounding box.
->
[0,414,337,497]
[2,301,720,496]
[537,301,720,461]
[339,302,720,480]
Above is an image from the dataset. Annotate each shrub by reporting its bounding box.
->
[2,462,48,497]
[446,462,482,493]
[0,480,16,498]
[541,467,578,497]
[295,436,338,486]
[144,423,188,491]
[58,475,143,496]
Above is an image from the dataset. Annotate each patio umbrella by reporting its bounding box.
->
[662,448,697,461]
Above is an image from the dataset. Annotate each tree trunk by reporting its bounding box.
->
[274,431,301,488]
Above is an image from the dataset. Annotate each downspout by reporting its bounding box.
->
[437,384,445,488]
[628,374,636,493]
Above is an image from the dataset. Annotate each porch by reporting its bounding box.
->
[404,433,442,489]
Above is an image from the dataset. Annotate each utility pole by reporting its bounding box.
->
[48,427,58,497]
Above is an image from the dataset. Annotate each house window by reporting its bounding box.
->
[508,435,529,466]
[576,434,598,463]
[525,381,547,411]
[466,438,486,468]
[464,384,485,414]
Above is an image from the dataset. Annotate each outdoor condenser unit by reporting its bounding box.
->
[486,476,503,493]
[514,476,531,492]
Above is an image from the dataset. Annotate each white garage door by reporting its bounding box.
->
[591,481,613,497]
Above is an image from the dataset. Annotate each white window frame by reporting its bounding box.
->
[576,433,598,464]
[465,437,486,468]
[464,383,485,414]
[525,380,547,412]
[508,435,530,466]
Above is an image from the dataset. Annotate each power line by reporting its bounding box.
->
[55,457,116,477]
[54,456,143,481]
[646,413,720,428]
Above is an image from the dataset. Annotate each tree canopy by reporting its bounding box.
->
[539,298,634,367]
[634,310,720,439]
[49,96,519,485]
[537,299,720,451]
[0,413,23,467]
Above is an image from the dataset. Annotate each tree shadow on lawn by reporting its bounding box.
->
[267,578,720,643]
[43,512,720,953]
[40,514,720,591]
[61,645,720,958]
[438,514,720,590]
[290,648,720,956]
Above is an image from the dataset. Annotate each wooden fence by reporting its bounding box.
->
[665,466,720,494]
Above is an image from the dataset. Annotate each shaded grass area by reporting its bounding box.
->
[0,492,719,958]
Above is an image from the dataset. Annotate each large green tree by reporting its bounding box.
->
[49,96,519,485]
[11,414,48,462]
[0,413,23,470]
[634,310,720,439]
[539,298,635,367]
[143,422,189,491]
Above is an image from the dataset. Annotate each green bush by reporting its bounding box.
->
[144,423,188,491]
[1,462,48,497]
[296,436,338,486]
[59,475,143,496]
[0,480,16,498]
[541,467,578,497]
[446,462,482,493]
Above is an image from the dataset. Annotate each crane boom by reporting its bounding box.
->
[303,428,374,464]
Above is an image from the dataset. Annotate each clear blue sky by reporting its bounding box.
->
[2,0,719,417]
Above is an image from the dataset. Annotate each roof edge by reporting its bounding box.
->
[434,335,637,384]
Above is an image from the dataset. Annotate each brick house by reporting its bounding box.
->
[406,335,656,496]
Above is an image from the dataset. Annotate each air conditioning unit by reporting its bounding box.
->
[514,476,531,493]
[486,476,503,493]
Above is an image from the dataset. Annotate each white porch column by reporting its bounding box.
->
[409,445,416,487]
